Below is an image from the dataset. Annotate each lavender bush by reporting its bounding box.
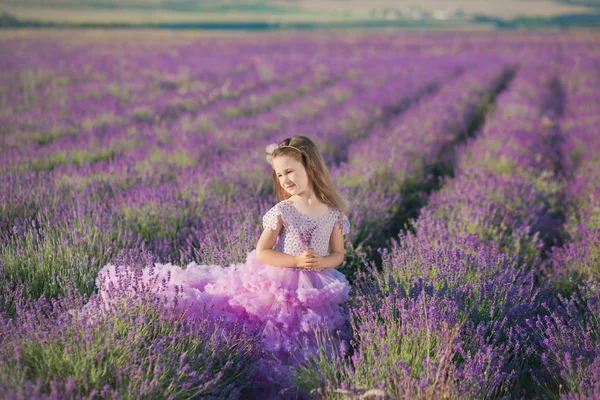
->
[532,54,600,399]
[0,249,261,399]
[1,30,599,398]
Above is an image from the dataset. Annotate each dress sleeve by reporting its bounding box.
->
[262,204,282,231]
[337,213,350,236]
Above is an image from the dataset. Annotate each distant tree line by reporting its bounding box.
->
[1,9,600,29]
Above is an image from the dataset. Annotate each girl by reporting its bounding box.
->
[93,135,352,397]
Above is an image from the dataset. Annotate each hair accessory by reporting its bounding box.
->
[265,143,303,165]
[265,143,278,164]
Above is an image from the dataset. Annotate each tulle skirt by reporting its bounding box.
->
[92,249,352,397]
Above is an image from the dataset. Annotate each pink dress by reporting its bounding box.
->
[94,199,351,395]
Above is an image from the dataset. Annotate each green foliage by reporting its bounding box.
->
[483,153,519,175]
[179,180,207,205]
[134,149,196,179]
[30,151,68,172]
[2,296,259,398]
[336,243,367,286]
[107,81,129,102]
[53,76,71,86]
[550,229,600,296]
[222,105,242,118]
[132,106,155,122]
[0,217,121,303]
[120,201,187,246]
[25,144,125,173]
[54,169,133,192]
[82,112,124,132]
[336,170,365,188]
[351,295,465,398]
[30,126,77,146]
[71,147,118,166]
[293,328,350,400]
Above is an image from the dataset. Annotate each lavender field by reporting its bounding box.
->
[1,29,599,399]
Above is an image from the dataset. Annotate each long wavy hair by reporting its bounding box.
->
[270,135,350,215]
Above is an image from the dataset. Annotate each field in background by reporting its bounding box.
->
[1,29,600,399]
[1,0,599,27]
[283,0,597,18]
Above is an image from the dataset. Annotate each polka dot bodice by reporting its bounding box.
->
[262,199,350,257]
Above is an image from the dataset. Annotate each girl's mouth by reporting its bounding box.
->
[285,184,295,189]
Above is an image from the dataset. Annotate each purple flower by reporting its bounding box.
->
[298,224,317,250]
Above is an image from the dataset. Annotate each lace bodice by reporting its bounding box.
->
[262,199,350,258]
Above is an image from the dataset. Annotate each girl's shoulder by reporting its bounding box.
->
[334,208,350,236]
[279,200,350,235]
[277,199,341,218]
[262,200,348,233]
[262,202,284,231]
[262,200,299,230]
[274,199,349,217]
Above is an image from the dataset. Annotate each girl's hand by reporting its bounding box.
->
[296,249,325,269]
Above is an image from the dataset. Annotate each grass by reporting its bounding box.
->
[0,289,260,398]
[0,217,118,302]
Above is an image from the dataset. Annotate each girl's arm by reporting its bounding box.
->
[302,220,345,269]
[256,215,299,268]
[320,222,345,269]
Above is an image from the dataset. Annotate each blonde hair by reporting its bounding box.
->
[270,135,350,215]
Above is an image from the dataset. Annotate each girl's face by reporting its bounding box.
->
[272,155,311,197]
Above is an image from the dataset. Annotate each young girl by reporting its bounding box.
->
[93,135,351,396]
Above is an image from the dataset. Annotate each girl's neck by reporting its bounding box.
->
[290,190,320,206]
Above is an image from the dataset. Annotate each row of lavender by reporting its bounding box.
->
[534,55,600,399]
[1,38,345,397]
[1,33,599,398]
[0,36,494,397]
[215,59,513,292]
[333,58,511,250]
[0,38,380,398]
[0,46,473,304]
[2,43,341,170]
[1,44,350,301]
[301,53,598,398]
